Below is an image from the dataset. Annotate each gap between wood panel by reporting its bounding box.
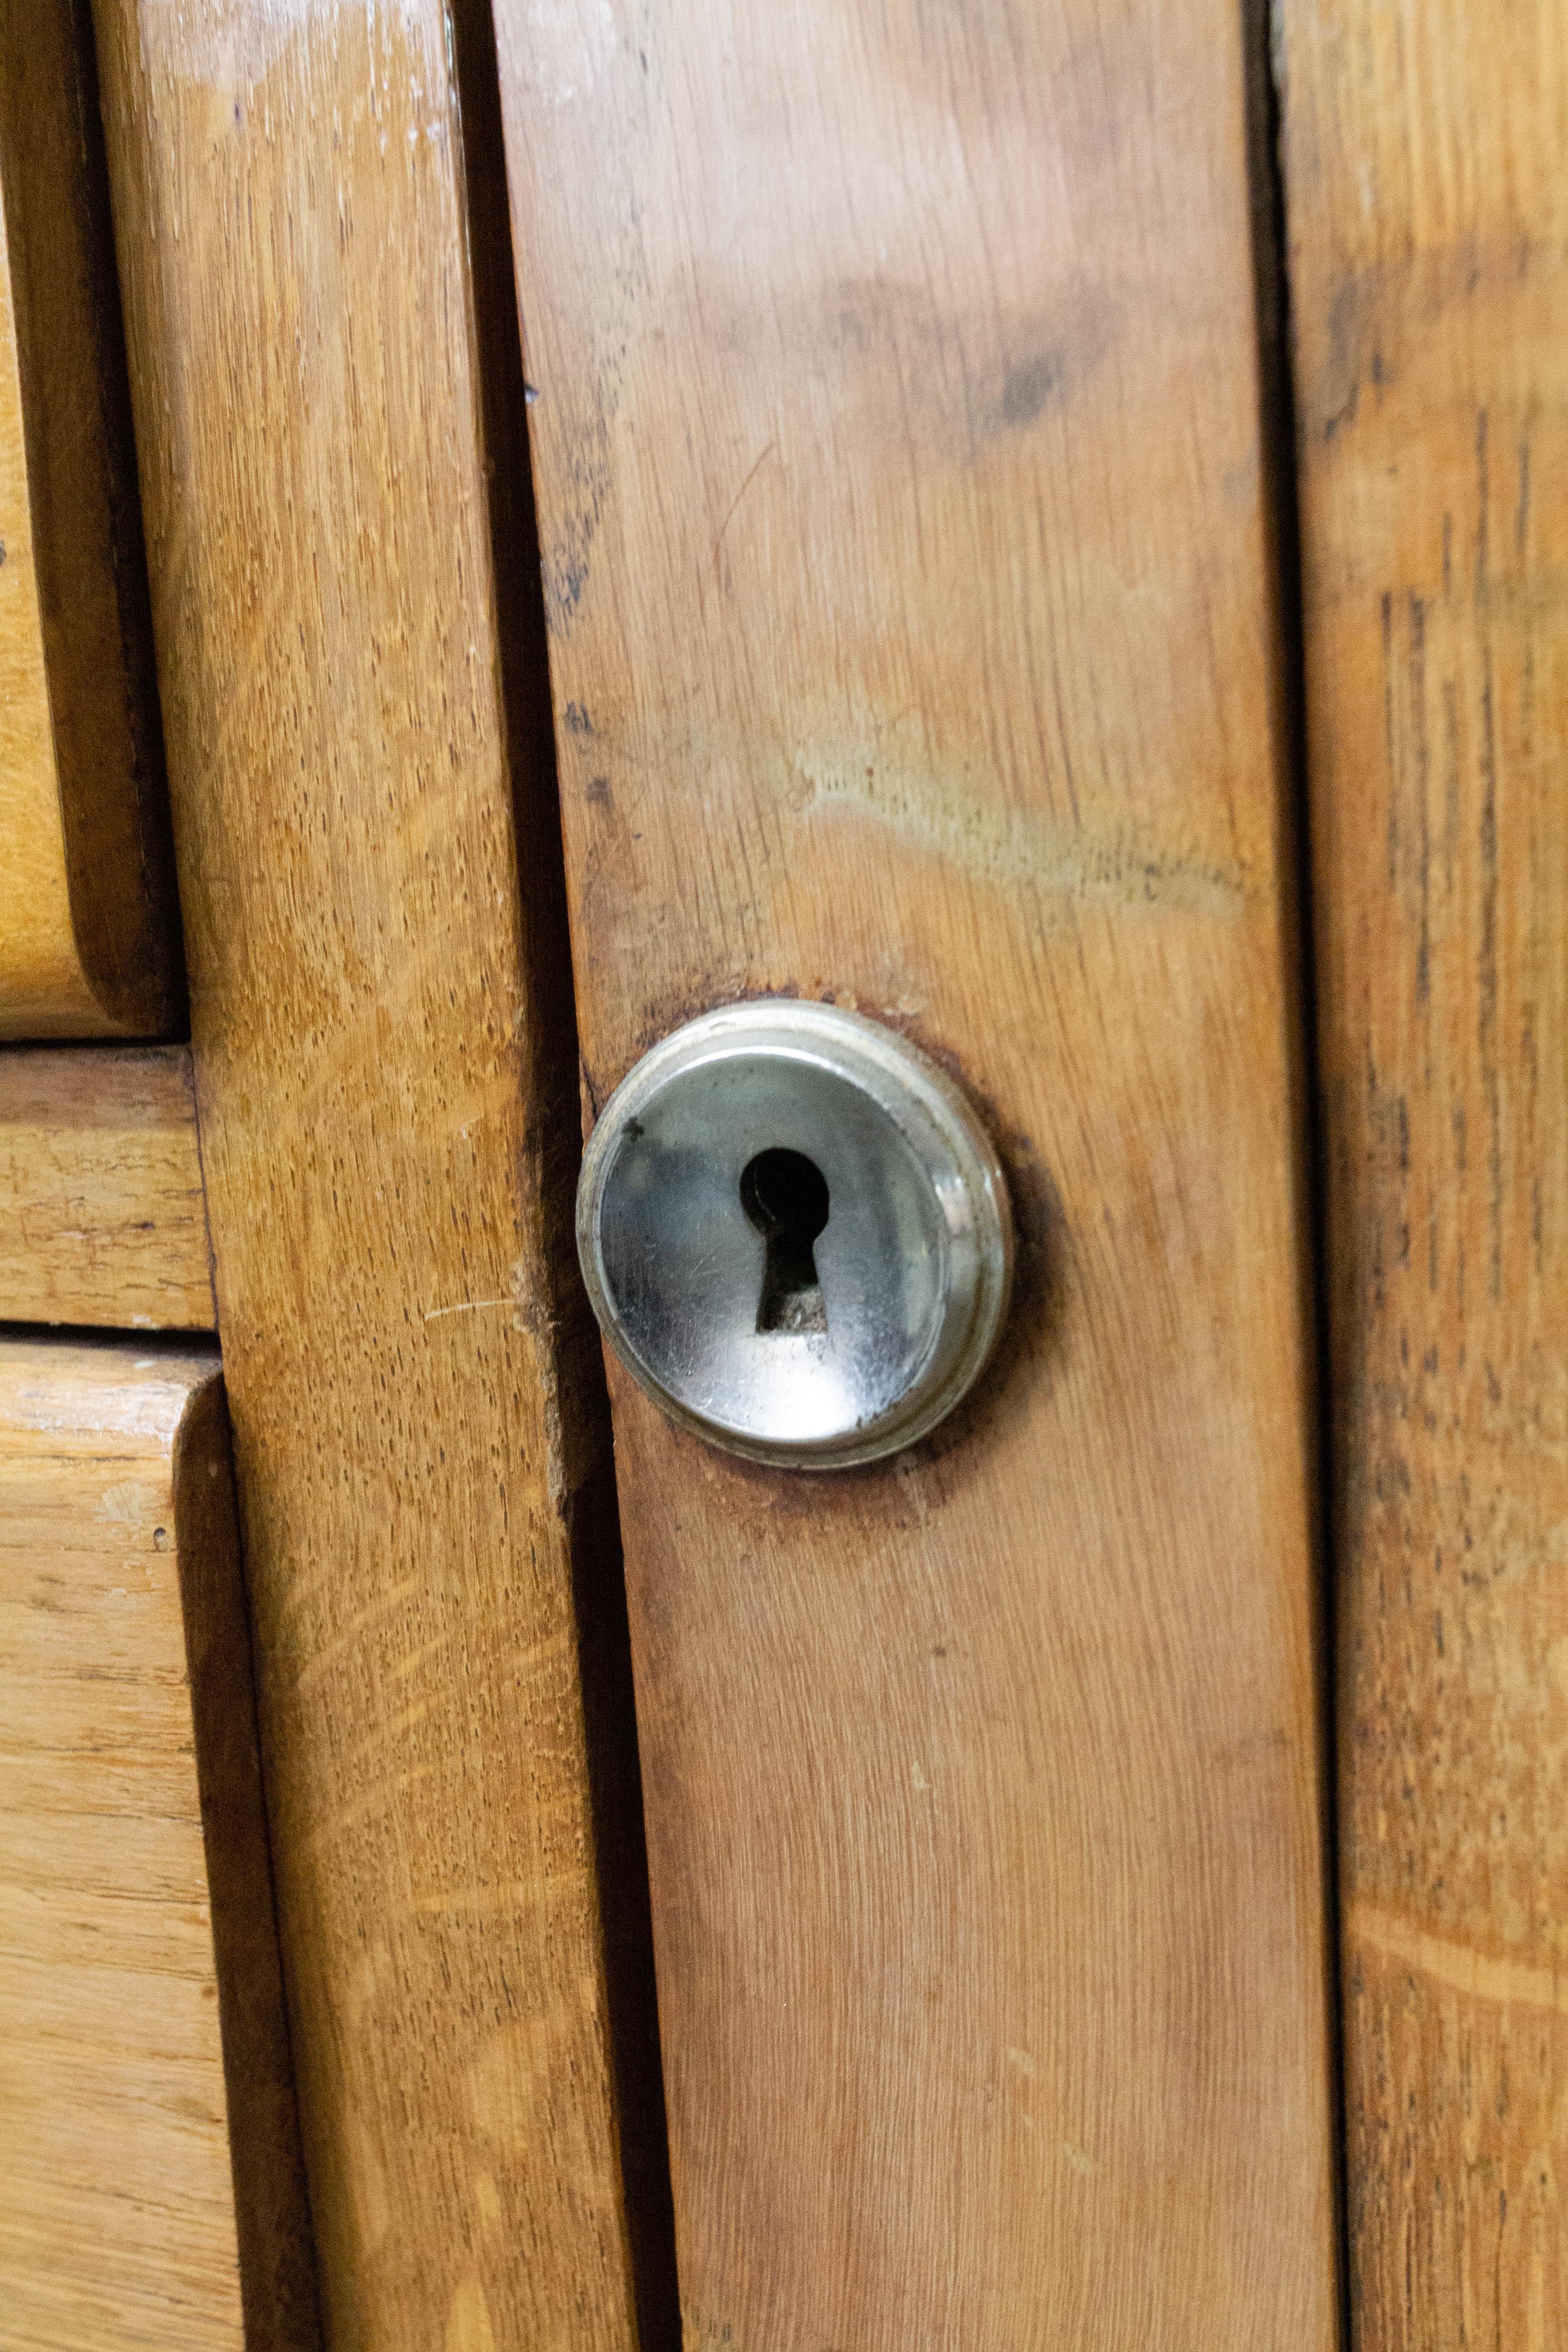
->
[1241,1,1353,2334]
[445,3,680,2339]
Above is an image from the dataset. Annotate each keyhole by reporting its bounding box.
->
[740,1147,830,1335]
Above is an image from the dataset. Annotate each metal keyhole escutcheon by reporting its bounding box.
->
[575,1001,1014,1468]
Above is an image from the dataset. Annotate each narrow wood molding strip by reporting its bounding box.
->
[0,1046,215,1329]
[0,0,181,1039]
[1279,2,1568,2343]
[497,0,1340,2342]
[90,3,654,2344]
[0,1336,319,2350]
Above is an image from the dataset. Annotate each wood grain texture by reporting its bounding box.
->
[1279,4,1568,2343]
[498,1,1339,2344]
[0,0,180,1038]
[0,1046,214,1327]
[0,1337,318,2351]
[90,5,665,2347]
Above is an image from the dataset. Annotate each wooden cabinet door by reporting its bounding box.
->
[7,4,1562,2345]
[491,2,1342,2345]
[0,1339,315,2350]
[67,0,1568,2343]
[0,0,178,1038]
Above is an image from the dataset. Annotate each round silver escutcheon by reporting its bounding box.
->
[575,1001,1014,1468]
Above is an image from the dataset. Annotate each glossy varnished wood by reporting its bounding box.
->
[498,1,1339,2342]
[0,0,179,1038]
[0,1338,317,2351]
[1279,3,1568,2342]
[0,1047,214,1328]
[90,5,657,2346]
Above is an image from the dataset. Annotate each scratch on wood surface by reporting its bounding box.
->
[712,441,778,582]
[1350,1903,1568,2016]
[140,0,438,91]
[412,1878,572,1921]
[798,749,1249,915]
[444,2274,499,2352]
[422,1296,515,1323]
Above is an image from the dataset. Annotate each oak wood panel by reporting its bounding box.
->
[0,1337,318,2350]
[498,2,1339,2343]
[90,5,665,2347]
[1279,4,1568,2343]
[0,0,180,1038]
[0,1046,214,1328]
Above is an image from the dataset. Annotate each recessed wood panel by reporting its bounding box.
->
[89,3,666,2345]
[0,1338,317,2351]
[0,1047,214,1328]
[0,0,180,1038]
[1279,2,1568,2342]
[497,1,1339,2343]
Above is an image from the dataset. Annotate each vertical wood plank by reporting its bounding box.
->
[497,1,1340,2343]
[0,1338,317,2352]
[1279,3,1568,2344]
[90,5,657,2345]
[0,0,180,1038]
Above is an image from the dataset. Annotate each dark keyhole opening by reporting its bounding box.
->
[740,1147,830,1335]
